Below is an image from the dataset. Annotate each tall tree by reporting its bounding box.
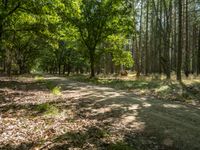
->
[184,0,189,77]
[145,0,149,75]
[177,0,183,81]
[62,0,130,78]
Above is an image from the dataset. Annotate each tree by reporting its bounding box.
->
[61,0,131,78]
[177,0,183,81]
[184,0,189,77]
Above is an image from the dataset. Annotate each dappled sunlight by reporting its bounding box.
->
[155,85,170,92]
[1,76,200,149]
[142,102,152,108]
[91,107,112,114]
[128,104,140,110]
[163,104,185,109]
[120,115,145,130]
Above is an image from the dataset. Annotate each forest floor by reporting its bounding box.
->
[0,74,200,150]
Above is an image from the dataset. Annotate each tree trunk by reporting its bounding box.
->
[89,49,95,78]
[197,29,200,75]
[133,37,140,78]
[173,2,177,72]
[67,63,71,76]
[58,63,61,75]
[139,0,143,74]
[158,0,162,74]
[63,63,66,75]
[184,0,189,77]
[192,25,197,74]
[145,0,149,75]
[177,0,183,81]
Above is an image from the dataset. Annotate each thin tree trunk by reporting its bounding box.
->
[145,0,149,75]
[139,0,143,74]
[197,29,200,75]
[89,49,95,78]
[177,0,183,81]
[184,0,189,77]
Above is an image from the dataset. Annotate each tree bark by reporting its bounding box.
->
[197,29,200,75]
[177,0,183,81]
[184,0,189,77]
[145,0,149,75]
[89,49,95,78]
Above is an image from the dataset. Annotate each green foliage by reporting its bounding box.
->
[0,0,134,77]
[105,35,134,68]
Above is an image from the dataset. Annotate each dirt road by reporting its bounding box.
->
[0,76,200,150]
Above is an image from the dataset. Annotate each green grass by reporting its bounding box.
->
[45,81,62,95]
[35,103,59,116]
[108,142,134,150]
[70,75,160,90]
[51,86,61,95]
[70,75,200,104]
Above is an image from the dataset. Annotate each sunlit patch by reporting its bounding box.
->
[140,97,147,101]
[156,85,170,92]
[34,75,44,81]
[142,102,151,108]
[128,104,140,110]
[120,115,145,130]
[102,91,121,97]
[110,104,122,108]
[121,115,136,124]
[92,107,111,114]
[163,104,184,108]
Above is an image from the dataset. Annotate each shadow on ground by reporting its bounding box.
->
[0,76,200,150]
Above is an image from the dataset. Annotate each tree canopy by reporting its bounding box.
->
[0,0,200,80]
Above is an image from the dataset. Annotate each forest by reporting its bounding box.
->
[0,0,200,150]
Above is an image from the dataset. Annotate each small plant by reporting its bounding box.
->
[36,103,59,115]
[52,86,61,95]
[45,81,62,95]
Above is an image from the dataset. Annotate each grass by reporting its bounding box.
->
[70,74,200,105]
[51,86,61,95]
[45,81,62,95]
[69,75,159,89]
[35,103,59,116]
[107,142,134,150]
